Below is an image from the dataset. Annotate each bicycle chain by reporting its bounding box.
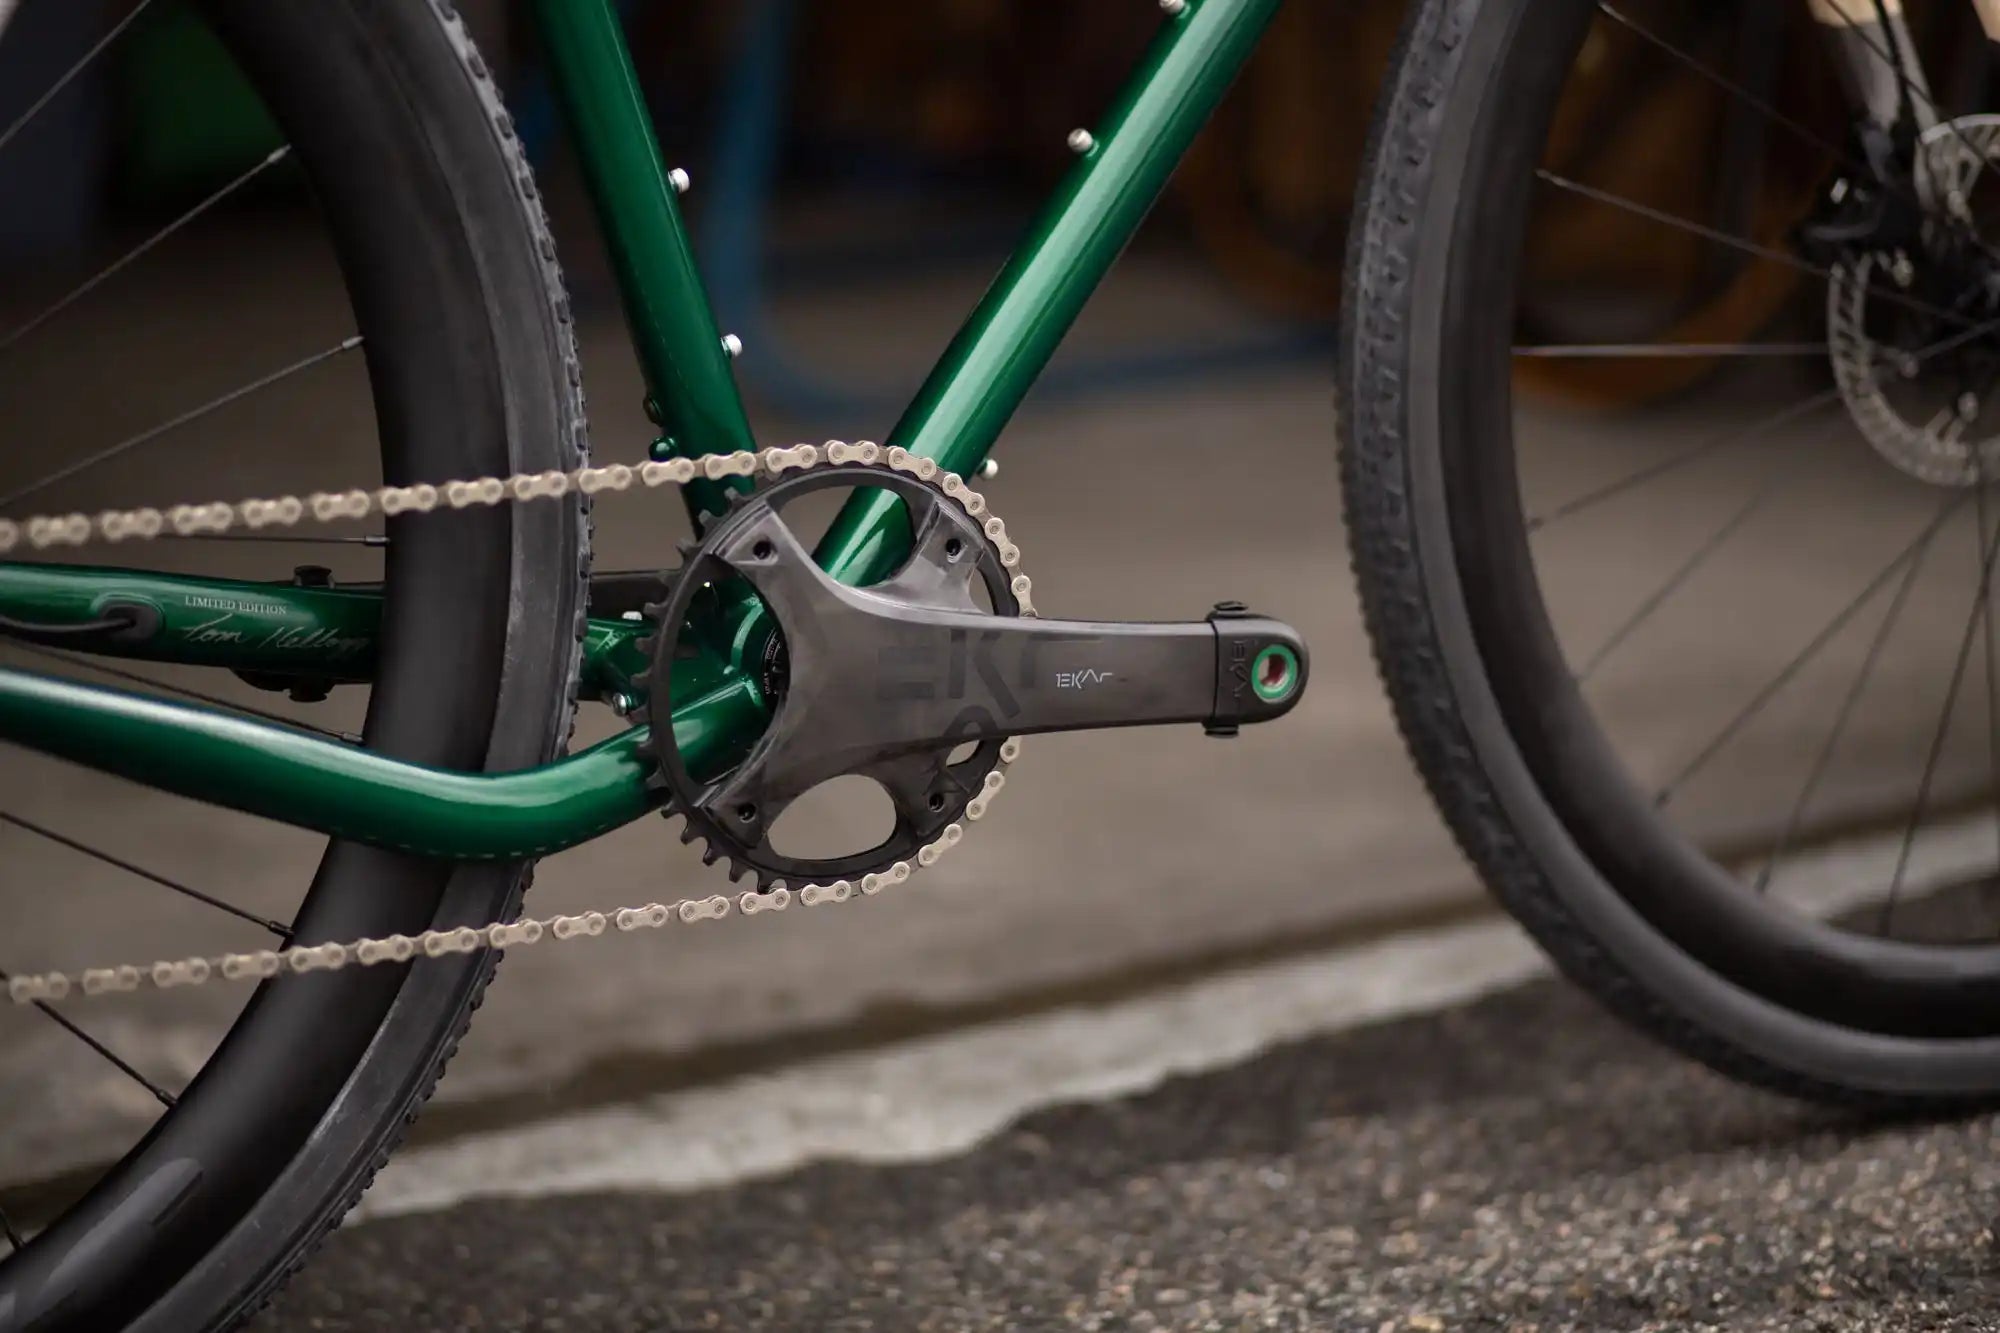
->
[4,440,1034,1007]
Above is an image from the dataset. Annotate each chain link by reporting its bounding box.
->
[5,441,1032,1006]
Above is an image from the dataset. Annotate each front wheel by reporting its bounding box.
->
[0,0,588,1326]
[1344,0,2000,1105]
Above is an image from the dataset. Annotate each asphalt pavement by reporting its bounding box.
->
[259,951,2000,1333]
[13,200,2000,1332]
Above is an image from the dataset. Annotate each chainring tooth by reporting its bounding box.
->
[4,443,1031,1003]
[635,461,1020,894]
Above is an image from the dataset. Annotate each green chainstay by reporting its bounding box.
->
[4,440,1034,1006]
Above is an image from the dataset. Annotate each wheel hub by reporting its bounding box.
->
[1830,115,2000,487]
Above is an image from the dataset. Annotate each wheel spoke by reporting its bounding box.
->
[1527,314,2000,530]
[1514,342,1829,359]
[1527,384,1844,531]
[1656,489,1971,805]
[1598,3,1846,181]
[0,334,361,510]
[1901,310,2000,365]
[1597,0,2000,269]
[1754,499,1940,891]
[0,968,175,1109]
[0,145,294,355]
[0,810,288,936]
[1535,169,1976,332]
[1881,497,2000,934]
[0,0,156,159]
[1577,443,1803,681]
[1980,476,2000,866]
[1817,0,1998,204]
[3,642,362,746]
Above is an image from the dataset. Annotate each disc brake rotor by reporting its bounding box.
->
[1829,115,2000,486]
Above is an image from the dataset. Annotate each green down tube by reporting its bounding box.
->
[812,0,1285,585]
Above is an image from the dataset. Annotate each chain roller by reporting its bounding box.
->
[3,442,1032,1005]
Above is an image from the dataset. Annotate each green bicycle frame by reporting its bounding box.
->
[0,0,1284,859]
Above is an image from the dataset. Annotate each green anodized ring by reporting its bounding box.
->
[1250,644,1299,703]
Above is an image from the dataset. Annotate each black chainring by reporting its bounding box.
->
[637,464,1018,891]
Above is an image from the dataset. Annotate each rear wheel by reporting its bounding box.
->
[0,1,588,1327]
[1344,0,2000,1104]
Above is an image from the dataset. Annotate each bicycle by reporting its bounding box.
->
[0,0,1997,1326]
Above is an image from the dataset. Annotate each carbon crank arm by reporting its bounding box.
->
[649,463,1315,843]
[727,563,1310,804]
[841,600,1308,746]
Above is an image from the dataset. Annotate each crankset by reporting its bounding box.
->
[640,459,1308,892]
[3,440,1310,1005]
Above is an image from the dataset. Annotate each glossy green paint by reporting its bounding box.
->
[0,665,764,859]
[579,617,655,706]
[813,0,1283,585]
[0,563,378,678]
[0,564,664,707]
[668,657,768,783]
[526,0,754,519]
[0,0,1284,848]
